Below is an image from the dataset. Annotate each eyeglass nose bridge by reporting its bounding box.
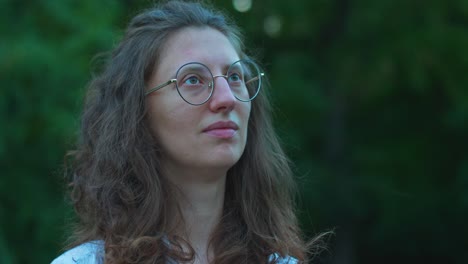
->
[208,74,233,90]
[207,74,236,99]
[209,74,230,87]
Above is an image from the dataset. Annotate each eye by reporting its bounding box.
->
[228,73,243,83]
[183,76,201,85]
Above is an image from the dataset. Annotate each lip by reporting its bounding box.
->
[202,121,239,139]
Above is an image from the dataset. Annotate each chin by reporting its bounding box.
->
[207,153,242,170]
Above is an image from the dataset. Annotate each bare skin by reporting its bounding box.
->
[146,27,250,263]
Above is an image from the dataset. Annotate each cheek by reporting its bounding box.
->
[147,93,183,133]
[240,103,251,142]
[242,103,252,126]
[148,101,198,148]
[150,109,184,139]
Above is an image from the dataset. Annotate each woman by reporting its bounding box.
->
[52,1,309,263]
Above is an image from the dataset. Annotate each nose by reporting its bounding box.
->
[208,75,236,113]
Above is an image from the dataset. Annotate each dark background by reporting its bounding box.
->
[1,0,467,263]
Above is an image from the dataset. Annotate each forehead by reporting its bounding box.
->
[158,26,240,71]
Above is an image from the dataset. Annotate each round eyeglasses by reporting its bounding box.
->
[145,59,264,105]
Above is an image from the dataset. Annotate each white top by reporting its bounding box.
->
[51,240,298,264]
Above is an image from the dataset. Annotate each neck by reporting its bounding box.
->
[163,165,227,263]
[180,178,225,258]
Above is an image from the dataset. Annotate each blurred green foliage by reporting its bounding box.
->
[1,0,467,263]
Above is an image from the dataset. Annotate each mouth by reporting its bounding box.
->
[202,121,239,139]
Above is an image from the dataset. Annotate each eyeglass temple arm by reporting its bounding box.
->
[145,79,177,96]
[245,73,264,85]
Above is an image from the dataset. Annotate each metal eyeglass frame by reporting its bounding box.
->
[145,59,265,106]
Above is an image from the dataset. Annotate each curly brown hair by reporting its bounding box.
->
[66,1,308,263]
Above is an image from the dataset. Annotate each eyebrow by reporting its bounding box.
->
[189,60,240,73]
[179,64,209,71]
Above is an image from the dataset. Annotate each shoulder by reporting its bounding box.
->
[269,253,299,264]
[51,240,104,264]
[51,241,297,264]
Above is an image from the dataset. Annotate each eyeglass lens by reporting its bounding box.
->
[175,60,261,105]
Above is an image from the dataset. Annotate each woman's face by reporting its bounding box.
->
[146,27,251,177]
